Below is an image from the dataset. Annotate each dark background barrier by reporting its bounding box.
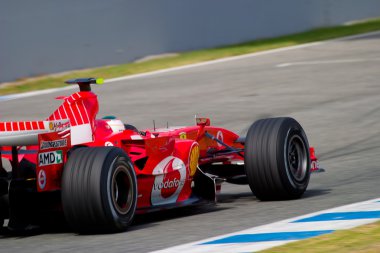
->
[1,0,380,83]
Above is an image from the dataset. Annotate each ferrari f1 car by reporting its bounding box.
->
[0,78,322,233]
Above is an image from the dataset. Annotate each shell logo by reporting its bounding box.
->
[188,143,199,177]
[151,156,186,205]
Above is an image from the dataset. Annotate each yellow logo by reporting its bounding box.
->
[189,144,199,176]
[179,132,187,139]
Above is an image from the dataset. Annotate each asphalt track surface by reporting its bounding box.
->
[1,32,380,252]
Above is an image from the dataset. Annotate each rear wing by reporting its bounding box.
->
[0,77,102,148]
[0,120,70,146]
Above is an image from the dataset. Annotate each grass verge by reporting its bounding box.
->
[261,221,380,253]
[1,18,380,95]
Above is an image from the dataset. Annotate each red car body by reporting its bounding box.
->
[0,78,322,232]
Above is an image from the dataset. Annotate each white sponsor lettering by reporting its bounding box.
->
[151,156,186,206]
[40,139,67,150]
[153,178,184,191]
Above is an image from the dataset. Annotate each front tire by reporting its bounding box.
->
[244,117,311,200]
[62,147,137,233]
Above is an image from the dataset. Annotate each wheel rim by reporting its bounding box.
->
[287,135,307,182]
[111,165,134,215]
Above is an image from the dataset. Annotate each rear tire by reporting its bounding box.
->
[62,147,137,233]
[244,117,311,200]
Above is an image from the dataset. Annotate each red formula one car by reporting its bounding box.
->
[0,78,322,233]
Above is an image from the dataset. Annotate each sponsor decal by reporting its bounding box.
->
[216,131,224,147]
[105,141,114,146]
[151,156,186,205]
[131,135,143,140]
[179,132,187,139]
[188,143,200,176]
[40,139,67,150]
[49,120,70,132]
[311,160,320,171]
[38,169,47,189]
[153,177,184,192]
[38,150,63,166]
[106,120,125,133]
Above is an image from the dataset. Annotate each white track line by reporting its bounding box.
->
[1,30,380,103]
[277,58,380,67]
[0,86,75,102]
[151,197,380,253]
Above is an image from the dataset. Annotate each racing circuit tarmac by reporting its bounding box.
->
[1,32,380,252]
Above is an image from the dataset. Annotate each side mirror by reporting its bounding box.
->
[196,117,211,126]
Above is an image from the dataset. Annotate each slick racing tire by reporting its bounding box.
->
[244,117,311,200]
[62,147,137,233]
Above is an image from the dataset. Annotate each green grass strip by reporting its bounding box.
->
[1,18,380,95]
[261,220,380,253]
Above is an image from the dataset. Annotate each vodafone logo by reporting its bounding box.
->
[153,177,182,191]
[38,169,47,190]
[160,171,184,199]
[151,156,186,205]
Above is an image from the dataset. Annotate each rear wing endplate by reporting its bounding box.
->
[0,120,70,146]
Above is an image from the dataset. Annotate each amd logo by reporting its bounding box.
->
[38,151,63,166]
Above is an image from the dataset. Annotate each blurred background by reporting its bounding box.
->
[1,0,380,83]
[1,1,380,253]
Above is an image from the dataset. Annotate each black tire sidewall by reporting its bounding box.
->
[277,120,311,195]
[101,152,137,231]
[62,147,137,233]
[244,117,311,200]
